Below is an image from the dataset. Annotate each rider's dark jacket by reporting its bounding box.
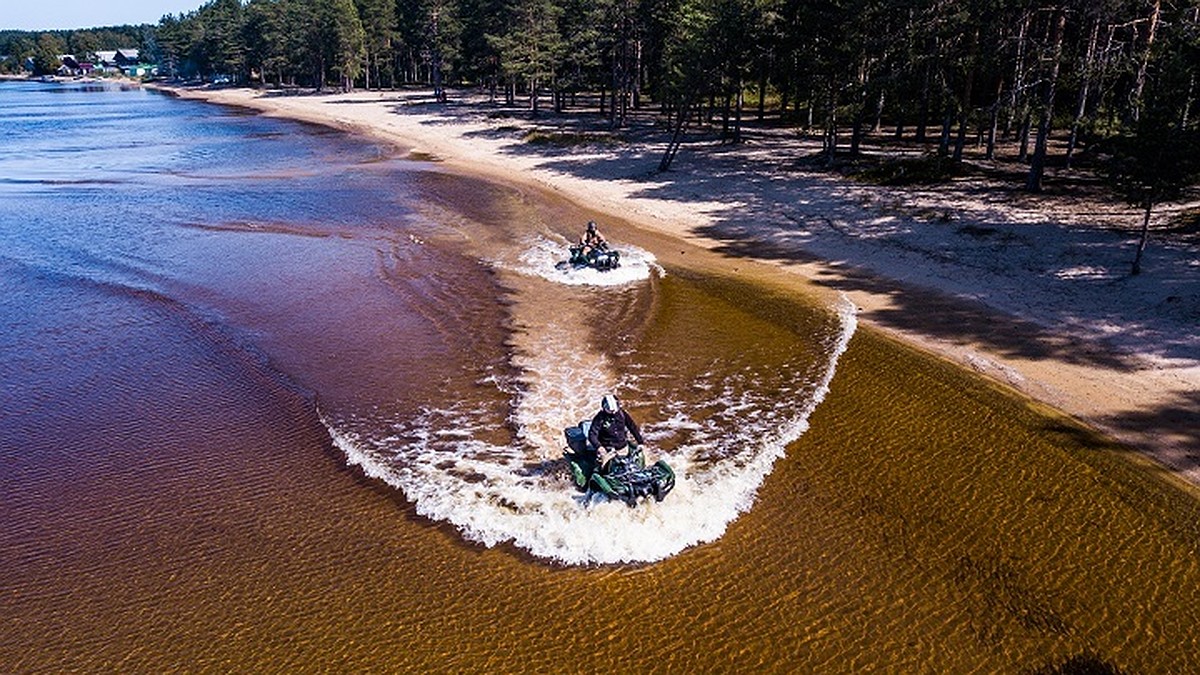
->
[588,409,644,451]
[581,230,606,249]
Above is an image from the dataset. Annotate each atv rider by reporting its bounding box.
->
[579,220,608,262]
[588,394,645,471]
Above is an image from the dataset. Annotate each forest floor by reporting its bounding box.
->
[163,84,1200,487]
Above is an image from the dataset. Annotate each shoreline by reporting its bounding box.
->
[161,84,1200,487]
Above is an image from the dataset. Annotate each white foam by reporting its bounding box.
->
[507,317,618,454]
[512,235,663,286]
[327,295,857,566]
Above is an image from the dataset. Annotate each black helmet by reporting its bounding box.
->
[586,221,597,232]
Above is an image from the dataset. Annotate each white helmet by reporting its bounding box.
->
[600,394,619,413]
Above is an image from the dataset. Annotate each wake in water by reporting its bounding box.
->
[513,234,663,286]
[328,282,857,566]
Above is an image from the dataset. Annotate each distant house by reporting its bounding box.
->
[88,49,154,77]
[56,55,93,76]
[123,64,158,77]
[114,49,140,66]
[94,51,118,72]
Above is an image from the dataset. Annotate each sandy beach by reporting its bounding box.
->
[166,85,1199,485]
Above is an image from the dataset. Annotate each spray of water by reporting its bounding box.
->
[513,235,664,287]
[327,295,857,565]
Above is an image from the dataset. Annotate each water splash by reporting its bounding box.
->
[327,295,857,565]
[512,235,663,287]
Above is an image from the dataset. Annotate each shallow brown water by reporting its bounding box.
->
[7,300,1198,672]
[2,81,1198,672]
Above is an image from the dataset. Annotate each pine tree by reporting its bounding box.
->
[489,0,564,113]
[356,0,398,89]
[328,0,366,90]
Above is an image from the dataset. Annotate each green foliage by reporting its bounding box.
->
[1104,122,1200,211]
[854,154,967,186]
[244,0,294,84]
[357,0,399,87]
[487,0,563,92]
[522,129,620,146]
[32,34,67,75]
[207,0,246,78]
[1104,41,1200,210]
[324,0,367,89]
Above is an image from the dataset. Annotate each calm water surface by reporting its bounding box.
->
[1,80,1198,671]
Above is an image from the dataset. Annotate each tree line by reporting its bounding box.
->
[4,1,1198,272]
[155,1,1199,179]
[0,27,151,75]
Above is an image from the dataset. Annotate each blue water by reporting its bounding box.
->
[0,81,424,288]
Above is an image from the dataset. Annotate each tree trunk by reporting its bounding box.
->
[916,65,930,142]
[758,61,767,122]
[1132,197,1153,275]
[1026,9,1066,193]
[431,10,445,103]
[734,85,744,144]
[850,98,865,156]
[625,86,631,125]
[953,29,979,163]
[825,80,838,165]
[720,91,732,141]
[1066,16,1100,168]
[1006,10,1032,139]
[1132,0,1162,122]
[1017,110,1032,161]
[938,107,953,156]
[633,38,642,109]
[986,78,1003,160]
[659,93,695,172]
[873,90,885,133]
[1182,73,1195,129]
[952,111,969,162]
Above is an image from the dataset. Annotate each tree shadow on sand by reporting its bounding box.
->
[1102,388,1200,471]
[574,162,1188,360]
[380,100,1199,371]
